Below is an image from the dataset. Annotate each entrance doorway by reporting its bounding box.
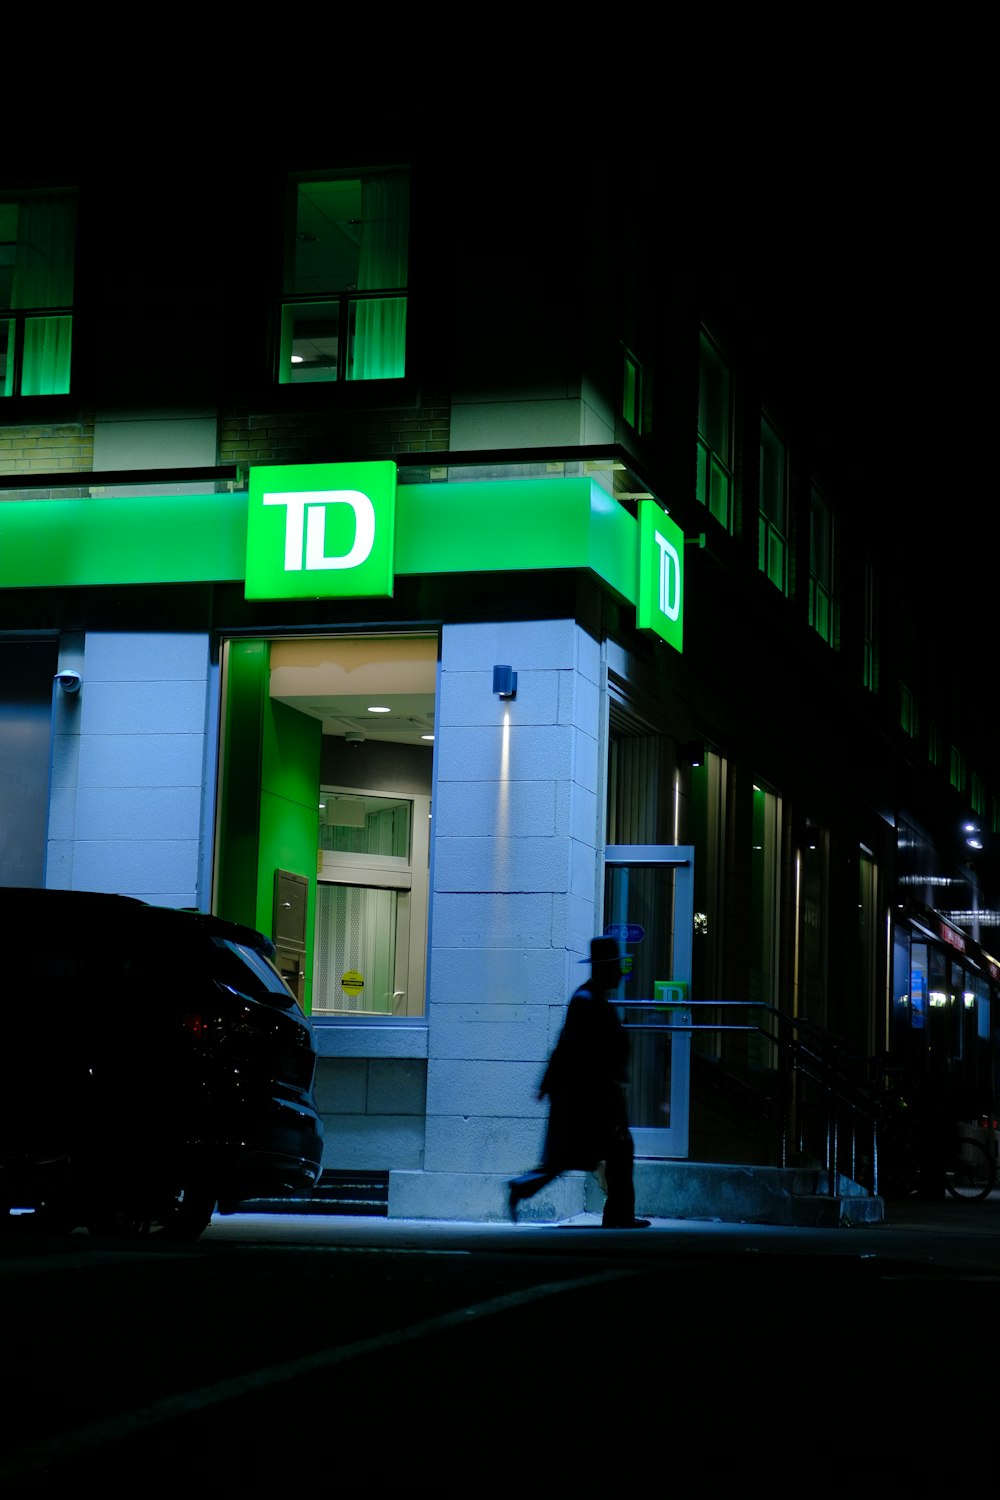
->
[215,634,436,1018]
[604,845,694,1157]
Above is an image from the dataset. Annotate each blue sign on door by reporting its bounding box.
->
[605,923,645,943]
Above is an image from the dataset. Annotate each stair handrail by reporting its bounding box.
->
[619,998,880,1195]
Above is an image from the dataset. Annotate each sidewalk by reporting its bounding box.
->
[211,1188,1000,1275]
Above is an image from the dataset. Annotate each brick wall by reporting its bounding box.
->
[0,414,95,490]
[218,400,451,468]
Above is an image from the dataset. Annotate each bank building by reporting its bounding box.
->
[2,143,996,1224]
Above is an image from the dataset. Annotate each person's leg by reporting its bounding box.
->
[507,1168,559,1220]
[601,1128,648,1227]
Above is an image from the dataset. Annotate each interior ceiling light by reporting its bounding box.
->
[421,733,434,741]
[367,705,391,713]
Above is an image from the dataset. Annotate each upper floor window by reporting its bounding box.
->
[759,414,788,593]
[623,346,644,433]
[863,556,879,693]
[808,486,835,645]
[278,169,409,385]
[0,192,75,398]
[696,331,733,531]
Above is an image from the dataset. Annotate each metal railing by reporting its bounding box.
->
[620,999,879,1197]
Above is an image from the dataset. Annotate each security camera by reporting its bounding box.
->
[54,670,82,694]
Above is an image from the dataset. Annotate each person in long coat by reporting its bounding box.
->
[507,936,650,1228]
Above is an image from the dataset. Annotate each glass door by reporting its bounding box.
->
[313,790,429,1017]
[604,845,694,1157]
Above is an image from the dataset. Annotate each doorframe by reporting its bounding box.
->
[604,844,694,1158]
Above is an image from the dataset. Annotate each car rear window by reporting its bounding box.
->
[209,937,299,1010]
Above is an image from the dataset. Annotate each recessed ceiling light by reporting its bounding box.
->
[367,705,391,714]
[421,733,434,741]
[290,354,304,364]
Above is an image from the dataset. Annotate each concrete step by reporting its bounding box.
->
[620,1160,884,1227]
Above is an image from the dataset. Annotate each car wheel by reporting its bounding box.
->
[86,1186,216,1241]
[156,1187,216,1241]
[85,1202,152,1237]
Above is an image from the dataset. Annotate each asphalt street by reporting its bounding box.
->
[2,1191,996,1490]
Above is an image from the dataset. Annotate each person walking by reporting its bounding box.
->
[507,936,650,1228]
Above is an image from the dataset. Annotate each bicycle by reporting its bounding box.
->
[944,1136,996,1201]
[875,1072,997,1201]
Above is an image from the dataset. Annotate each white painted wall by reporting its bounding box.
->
[391,618,606,1220]
[46,632,214,908]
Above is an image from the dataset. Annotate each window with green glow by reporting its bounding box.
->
[758,415,788,593]
[278,169,409,385]
[950,744,964,792]
[620,232,651,437]
[696,331,733,531]
[900,682,918,738]
[971,772,984,817]
[0,192,75,398]
[623,347,643,433]
[808,486,835,645]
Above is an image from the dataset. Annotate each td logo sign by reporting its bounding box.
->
[246,462,396,600]
[637,499,683,653]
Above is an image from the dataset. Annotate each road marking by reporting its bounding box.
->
[0,1267,636,1479]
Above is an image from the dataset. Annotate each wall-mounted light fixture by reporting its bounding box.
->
[54,670,82,694]
[493,665,517,700]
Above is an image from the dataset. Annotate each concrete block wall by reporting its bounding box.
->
[46,632,214,908]
[314,1057,426,1171]
[391,618,605,1220]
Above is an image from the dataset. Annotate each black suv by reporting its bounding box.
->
[1,888,324,1238]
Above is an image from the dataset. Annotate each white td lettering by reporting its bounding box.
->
[655,529,680,620]
[263,490,376,572]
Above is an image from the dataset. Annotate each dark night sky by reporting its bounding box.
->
[699,128,984,611]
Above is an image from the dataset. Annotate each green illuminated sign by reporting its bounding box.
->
[637,500,683,653]
[246,461,396,601]
[0,471,685,656]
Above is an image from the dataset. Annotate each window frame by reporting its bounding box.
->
[0,189,76,400]
[758,413,789,595]
[696,330,734,532]
[808,485,835,645]
[276,167,410,388]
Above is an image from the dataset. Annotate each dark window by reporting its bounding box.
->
[808,486,835,644]
[863,557,879,692]
[759,415,788,593]
[696,331,733,530]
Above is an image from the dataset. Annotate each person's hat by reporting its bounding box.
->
[579,936,623,965]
